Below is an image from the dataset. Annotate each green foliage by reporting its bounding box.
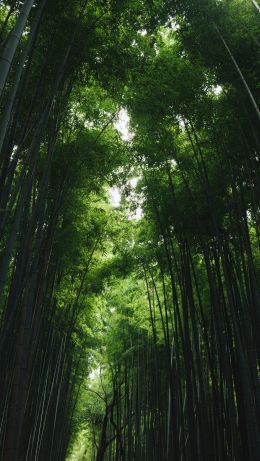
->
[1,0,259,459]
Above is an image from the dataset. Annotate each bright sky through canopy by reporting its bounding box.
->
[111,110,143,219]
[114,108,133,141]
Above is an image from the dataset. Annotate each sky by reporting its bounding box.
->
[114,108,133,142]
[109,109,143,220]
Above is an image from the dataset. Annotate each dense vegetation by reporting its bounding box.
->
[0,1,259,460]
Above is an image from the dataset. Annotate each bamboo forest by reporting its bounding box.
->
[1,0,260,460]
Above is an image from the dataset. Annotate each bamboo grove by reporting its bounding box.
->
[0,1,259,461]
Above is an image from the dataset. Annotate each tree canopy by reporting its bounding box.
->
[0,1,259,460]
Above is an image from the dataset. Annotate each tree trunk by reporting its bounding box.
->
[0,0,35,97]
